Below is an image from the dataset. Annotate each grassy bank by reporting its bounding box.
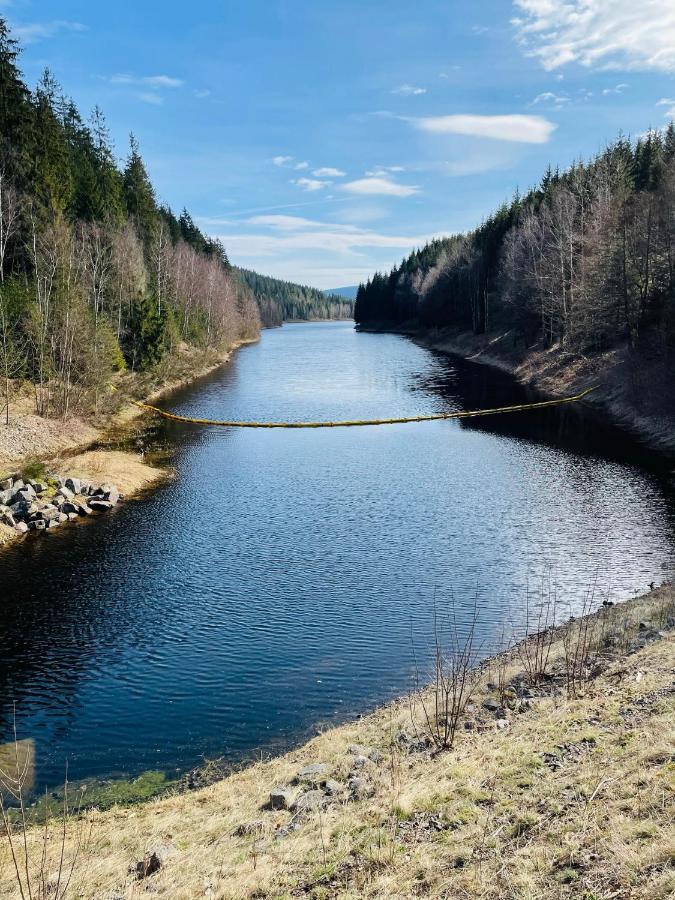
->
[1,585,672,899]
[0,337,258,547]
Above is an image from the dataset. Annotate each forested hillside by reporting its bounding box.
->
[0,18,262,423]
[355,130,675,359]
[237,268,354,326]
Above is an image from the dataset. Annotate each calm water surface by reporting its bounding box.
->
[1,321,674,789]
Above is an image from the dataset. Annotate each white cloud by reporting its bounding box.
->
[657,98,675,118]
[512,0,675,73]
[409,113,556,143]
[531,91,569,107]
[340,177,420,197]
[138,92,163,106]
[273,156,294,166]
[12,20,86,44]
[215,220,440,257]
[365,165,406,177]
[207,216,444,287]
[294,161,310,170]
[110,73,183,88]
[392,84,428,96]
[313,167,346,177]
[247,215,327,230]
[193,89,211,99]
[293,178,331,192]
[602,83,629,95]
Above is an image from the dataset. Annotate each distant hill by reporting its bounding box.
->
[324,285,358,300]
[236,268,354,326]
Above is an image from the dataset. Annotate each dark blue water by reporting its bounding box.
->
[1,322,674,789]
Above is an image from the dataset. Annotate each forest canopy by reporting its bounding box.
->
[354,128,675,357]
[236,268,354,326]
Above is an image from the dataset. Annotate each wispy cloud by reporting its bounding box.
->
[657,97,675,118]
[531,91,569,108]
[12,20,86,44]
[365,165,406,177]
[138,92,164,106]
[512,0,675,73]
[110,73,183,88]
[294,161,310,170]
[408,113,556,144]
[340,177,419,197]
[392,84,427,96]
[213,216,440,256]
[313,167,346,177]
[292,177,331,192]
[602,83,629,95]
[193,89,211,99]
[273,156,294,167]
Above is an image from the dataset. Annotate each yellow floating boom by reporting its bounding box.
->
[127,386,596,429]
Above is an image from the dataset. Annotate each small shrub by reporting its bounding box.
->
[20,457,48,482]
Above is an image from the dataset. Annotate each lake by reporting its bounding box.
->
[1,321,673,790]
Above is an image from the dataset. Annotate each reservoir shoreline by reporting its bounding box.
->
[358,323,675,458]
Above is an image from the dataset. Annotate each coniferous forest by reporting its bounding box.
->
[355,130,675,364]
[236,268,354,326]
[0,19,348,424]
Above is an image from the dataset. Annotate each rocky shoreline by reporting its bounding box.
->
[0,473,123,536]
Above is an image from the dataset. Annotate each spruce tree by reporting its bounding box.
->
[123,134,158,248]
[0,17,32,180]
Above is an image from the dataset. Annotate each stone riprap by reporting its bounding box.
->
[0,474,123,536]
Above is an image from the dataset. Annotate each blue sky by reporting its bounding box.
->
[4,0,675,288]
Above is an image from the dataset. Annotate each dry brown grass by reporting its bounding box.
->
[61,450,167,497]
[0,588,673,899]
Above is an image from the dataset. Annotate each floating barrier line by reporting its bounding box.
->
[123,386,597,429]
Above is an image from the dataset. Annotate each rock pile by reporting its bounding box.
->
[0,474,122,536]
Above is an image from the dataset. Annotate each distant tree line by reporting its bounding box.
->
[236,268,354,326]
[355,129,675,357]
[0,18,260,422]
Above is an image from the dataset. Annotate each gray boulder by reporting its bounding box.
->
[291,790,326,813]
[76,502,93,516]
[67,512,79,522]
[14,521,28,535]
[64,477,81,495]
[348,776,372,799]
[324,779,345,797]
[61,501,79,515]
[0,489,13,506]
[57,486,75,501]
[40,507,61,523]
[89,499,114,512]
[0,478,13,491]
[1,511,16,527]
[269,787,295,811]
[30,520,46,531]
[296,763,329,785]
[12,484,36,504]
